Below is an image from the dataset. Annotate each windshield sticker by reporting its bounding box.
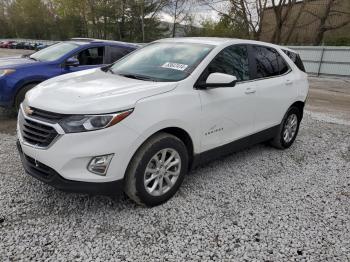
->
[162,62,188,71]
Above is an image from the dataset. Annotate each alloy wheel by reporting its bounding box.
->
[143,148,181,196]
[283,113,298,143]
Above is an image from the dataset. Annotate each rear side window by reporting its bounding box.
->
[207,45,250,81]
[105,46,133,64]
[252,46,290,79]
[282,49,306,72]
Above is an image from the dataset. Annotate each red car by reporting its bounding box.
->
[0,41,15,48]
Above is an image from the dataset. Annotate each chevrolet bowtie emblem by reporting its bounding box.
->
[24,106,34,116]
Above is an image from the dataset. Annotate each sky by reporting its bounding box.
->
[159,2,222,27]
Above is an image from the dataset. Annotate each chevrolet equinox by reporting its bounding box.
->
[17,38,309,206]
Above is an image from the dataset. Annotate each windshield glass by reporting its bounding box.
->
[109,42,214,82]
[30,42,79,62]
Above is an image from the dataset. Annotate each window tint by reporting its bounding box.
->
[73,47,104,66]
[252,46,290,79]
[106,46,132,64]
[282,49,306,72]
[207,45,250,81]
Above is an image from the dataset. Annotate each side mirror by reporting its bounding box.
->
[65,57,80,67]
[196,73,237,89]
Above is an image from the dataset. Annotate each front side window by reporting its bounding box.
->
[109,42,214,82]
[72,47,104,66]
[30,42,78,62]
[252,46,290,79]
[207,45,250,81]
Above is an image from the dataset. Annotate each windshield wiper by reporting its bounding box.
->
[107,68,115,74]
[28,57,38,61]
[118,73,157,82]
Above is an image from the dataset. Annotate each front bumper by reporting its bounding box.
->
[17,140,123,195]
[17,105,142,183]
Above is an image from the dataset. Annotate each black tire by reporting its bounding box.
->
[14,84,37,111]
[124,132,189,207]
[270,107,301,149]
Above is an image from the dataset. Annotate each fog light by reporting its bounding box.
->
[87,154,114,176]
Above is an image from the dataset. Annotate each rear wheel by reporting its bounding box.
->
[124,132,189,207]
[270,107,301,149]
[14,84,37,111]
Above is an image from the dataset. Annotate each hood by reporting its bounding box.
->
[0,56,38,69]
[27,68,178,114]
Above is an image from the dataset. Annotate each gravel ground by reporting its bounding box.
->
[0,112,349,261]
[1,48,350,260]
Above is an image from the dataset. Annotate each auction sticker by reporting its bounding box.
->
[162,62,188,71]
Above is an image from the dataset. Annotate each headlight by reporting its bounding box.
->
[59,109,133,133]
[0,69,16,77]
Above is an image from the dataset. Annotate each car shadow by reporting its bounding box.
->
[22,142,275,215]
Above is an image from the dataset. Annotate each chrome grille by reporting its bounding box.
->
[29,107,65,122]
[19,110,59,148]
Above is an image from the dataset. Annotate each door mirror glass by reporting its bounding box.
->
[200,73,237,89]
[65,57,80,67]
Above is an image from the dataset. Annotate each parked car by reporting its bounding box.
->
[9,42,18,49]
[17,38,309,206]
[0,41,15,48]
[0,39,139,109]
[36,43,50,51]
[24,42,32,49]
[15,42,26,49]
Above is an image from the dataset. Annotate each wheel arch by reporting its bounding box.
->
[158,127,194,169]
[129,126,195,172]
[290,100,305,120]
[13,80,43,106]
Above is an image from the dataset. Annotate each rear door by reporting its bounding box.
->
[249,45,298,132]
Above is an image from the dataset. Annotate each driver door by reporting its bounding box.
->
[198,45,257,152]
[63,46,105,73]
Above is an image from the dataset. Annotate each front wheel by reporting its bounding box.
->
[270,107,301,149]
[14,84,37,111]
[124,133,189,207]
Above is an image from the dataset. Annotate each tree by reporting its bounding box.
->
[0,0,11,37]
[270,0,297,43]
[199,0,268,40]
[7,0,56,39]
[166,0,189,37]
[304,0,350,45]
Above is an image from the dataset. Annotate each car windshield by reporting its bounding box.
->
[109,42,214,82]
[30,42,78,62]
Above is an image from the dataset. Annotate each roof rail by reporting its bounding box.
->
[70,37,142,47]
[70,38,97,42]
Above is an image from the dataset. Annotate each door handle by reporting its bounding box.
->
[285,79,293,85]
[245,87,256,94]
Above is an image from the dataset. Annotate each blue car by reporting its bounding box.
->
[0,39,139,110]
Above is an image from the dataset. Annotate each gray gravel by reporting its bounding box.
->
[0,112,350,261]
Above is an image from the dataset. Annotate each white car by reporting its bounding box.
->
[17,38,309,206]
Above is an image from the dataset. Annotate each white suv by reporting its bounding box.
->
[17,38,309,206]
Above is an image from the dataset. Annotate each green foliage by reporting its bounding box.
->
[196,17,249,39]
[0,0,168,42]
[324,37,350,46]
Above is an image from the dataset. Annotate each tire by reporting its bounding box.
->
[270,107,301,149]
[124,132,189,207]
[14,84,37,111]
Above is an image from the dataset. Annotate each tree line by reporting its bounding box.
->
[0,0,349,45]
